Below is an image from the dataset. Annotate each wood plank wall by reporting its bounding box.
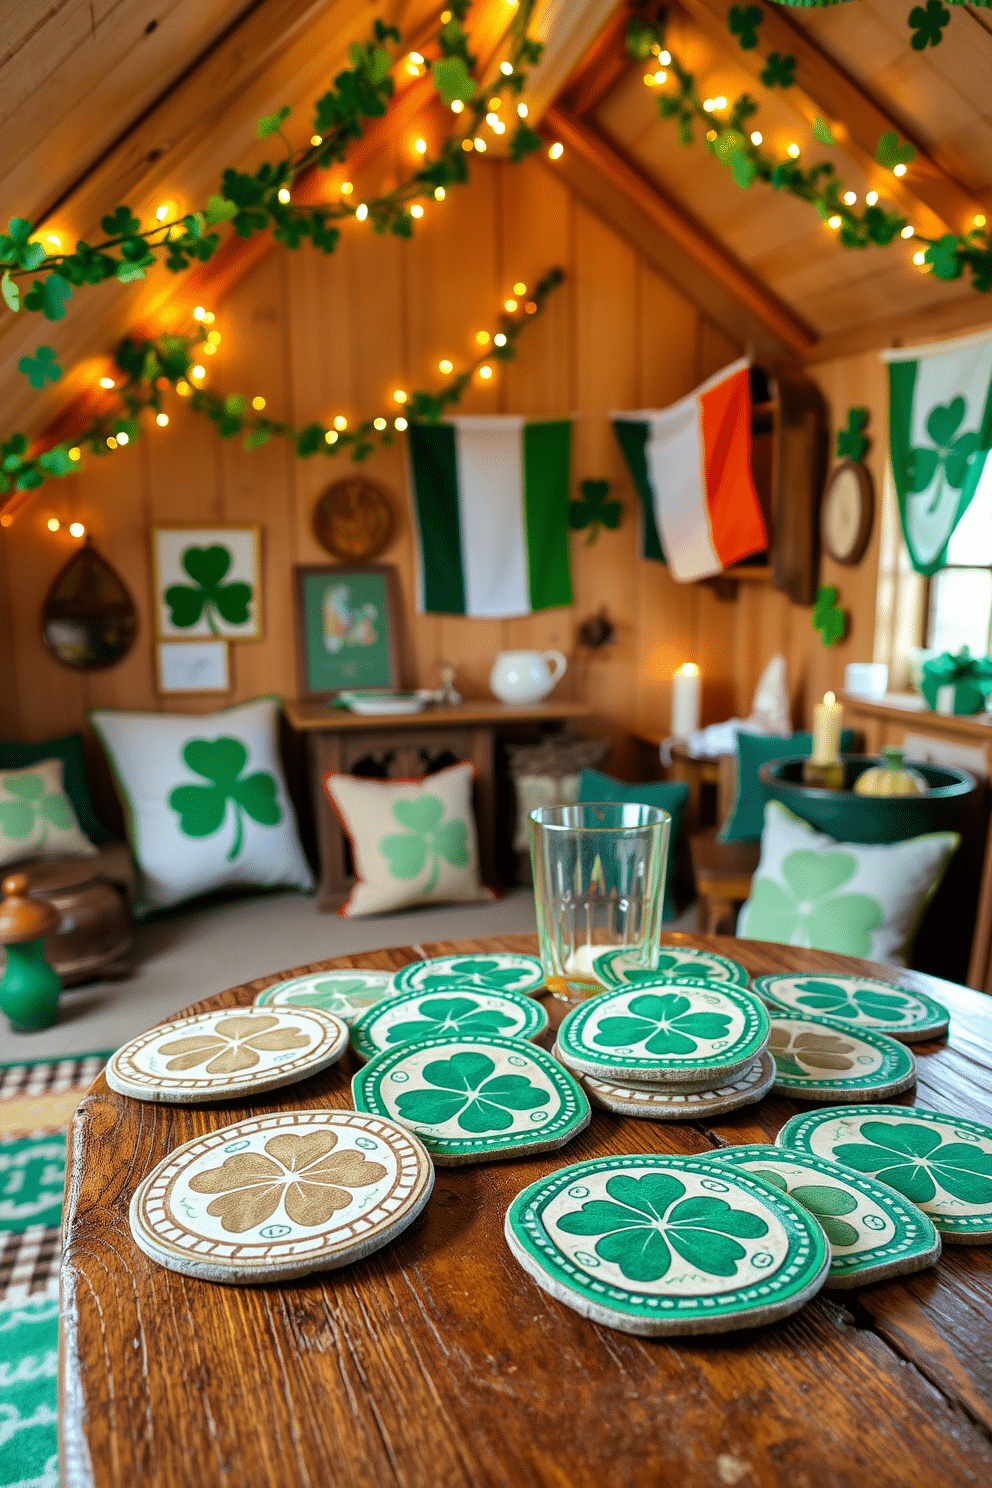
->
[0,154,885,781]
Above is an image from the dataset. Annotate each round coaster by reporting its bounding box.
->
[776,1105,992,1244]
[752,974,948,1044]
[560,1047,776,1120]
[713,1144,941,1289]
[129,1108,434,1283]
[594,946,749,989]
[768,1012,917,1103]
[504,1152,829,1336]
[107,1006,349,1104]
[556,980,770,1086]
[351,1034,590,1166]
[350,986,548,1062]
[391,953,545,998]
[254,969,396,1024]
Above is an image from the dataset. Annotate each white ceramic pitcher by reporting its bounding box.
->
[489,649,567,705]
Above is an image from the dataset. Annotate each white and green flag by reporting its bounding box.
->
[407,415,573,616]
[883,327,992,575]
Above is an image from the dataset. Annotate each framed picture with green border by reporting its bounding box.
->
[293,564,402,699]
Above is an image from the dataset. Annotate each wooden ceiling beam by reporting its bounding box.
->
[557,8,631,118]
[677,0,985,239]
[541,104,817,358]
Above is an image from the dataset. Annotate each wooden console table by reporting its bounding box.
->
[283,699,592,908]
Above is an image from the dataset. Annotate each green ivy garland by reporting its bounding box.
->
[627,6,992,293]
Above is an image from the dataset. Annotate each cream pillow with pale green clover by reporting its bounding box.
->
[0,758,97,868]
[737,800,958,967]
[324,761,492,917]
[90,698,313,913]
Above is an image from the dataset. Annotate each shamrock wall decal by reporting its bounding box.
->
[837,407,869,463]
[909,0,951,50]
[168,737,281,859]
[379,795,470,894]
[812,584,847,647]
[0,773,75,848]
[569,480,622,545]
[906,397,979,515]
[18,345,62,389]
[728,4,762,50]
[164,545,253,633]
[760,51,795,89]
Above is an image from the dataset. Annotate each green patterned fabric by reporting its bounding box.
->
[0,733,111,844]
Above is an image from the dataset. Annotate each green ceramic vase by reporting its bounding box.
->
[0,938,62,1031]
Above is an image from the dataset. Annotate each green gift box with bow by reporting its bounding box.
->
[920,647,992,715]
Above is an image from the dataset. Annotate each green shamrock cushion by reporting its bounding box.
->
[90,697,313,913]
[737,800,958,966]
[0,758,98,869]
[324,761,491,918]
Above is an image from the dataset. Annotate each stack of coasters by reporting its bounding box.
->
[504,1151,830,1336]
[391,953,545,997]
[129,1109,434,1283]
[350,985,548,1061]
[753,974,949,1044]
[255,968,396,1024]
[713,1144,941,1288]
[593,946,749,990]
[777,1105,992,1246]
[555,979,772,1121]
[351,1033,589,1166]
[106,1006,349,1104]
[768,1011,917,1103]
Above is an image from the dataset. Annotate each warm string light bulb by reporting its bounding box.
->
[750,131,762,146]
[843,191,857,205]
[434,186,446,201]
[190,364,206,381]
[414,138,428,155]
[548,142,564,160]
[865,190,879,206]
[116,432,130,446]
[340,181,354,196]
[176,380,191,397]
[355,203,369,221]
[325,430,338,445]
[479,365,493,380]
[311,134,323,147]
[410,204,424,219]
[476,331,490,346]
[439,359,453,374]
[976,214,987,229]
[393,390,408,404]
[252,396,266,411]
[504,298,517,312]
[901,224,915,239]
[517,102,528,119]
[156,412,169,427]
[68,448,81,462]
[450,99,464,114]
[207,331,221,345]
[394,416,408,431]
[827,215,842,230]
[513,281,526,295]
[99,376,115,389]
[333,415,348,431]
[47,517,60,532]
[893,162,907,177]
[69,522,85,538]
[493,332,507,347]
[913,249,926,265]
[373,417,387,431]
[193,306,207,320]
[474,138,486,153]
[500,61,513,76]
[277,187,291,204]
[787,143,801,159]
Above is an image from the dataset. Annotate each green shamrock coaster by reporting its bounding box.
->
[593,946,749,989]
[391,953,546,997]
[254,969,396,1024]
[350,986,548,1062]
[107,1006,349,1104]
[556,979,770,1086]
[504,1152,829,1336]
[768,1012,917,1102]
[350,1034,590,1166]
[776,1105,992,1244]
[752,974,948,1044]
[128,1108,434,1283]
[713,1145,941,1289]
[559,1047,776,1120]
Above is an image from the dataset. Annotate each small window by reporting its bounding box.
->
[926,458,992,656]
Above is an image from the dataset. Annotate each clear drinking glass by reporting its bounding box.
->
[529,802,670,1001]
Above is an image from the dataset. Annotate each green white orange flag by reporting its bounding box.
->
[611,358,767,581]
[882,327,992,576]
[407,416,573,616]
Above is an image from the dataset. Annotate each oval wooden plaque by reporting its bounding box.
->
[312,477,396,561]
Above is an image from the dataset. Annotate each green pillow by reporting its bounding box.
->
[0,733,112,844]
[577,769,688,921]
[718,729,857,843]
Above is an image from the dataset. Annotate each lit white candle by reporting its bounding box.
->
[811,690,843,763]
[671,663,701,739]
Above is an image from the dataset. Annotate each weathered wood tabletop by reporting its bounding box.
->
[61,934,992,1488]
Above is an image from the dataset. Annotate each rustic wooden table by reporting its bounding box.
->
[61,934,992,1488]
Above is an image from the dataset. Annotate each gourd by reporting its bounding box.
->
[854,747,928,798]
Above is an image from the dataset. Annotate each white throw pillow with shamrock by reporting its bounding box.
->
[90,697,313,913]
[0,758,98,868]
[324,761,493,917]
[737,800,959,966]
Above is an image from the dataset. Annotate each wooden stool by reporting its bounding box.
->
[688,829,760,935]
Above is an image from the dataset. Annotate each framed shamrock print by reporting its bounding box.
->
[152,527,262,640]
[294,564,402,699]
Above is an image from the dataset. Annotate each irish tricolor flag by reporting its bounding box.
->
[612,358,767,581]
[407,416,573,616]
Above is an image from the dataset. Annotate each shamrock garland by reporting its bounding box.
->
[909,0,952,48]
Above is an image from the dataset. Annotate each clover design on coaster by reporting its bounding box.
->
[391,953,545,997]
[504,1152,829,1336]
[713,1145,941,1288]
[350,985,548,1062]
[593,946,749,990]
[560,1046,776,1120]
[753,974,948,1044]
[107,1005,349,1103]
[776,1105,992,1243]
[767,1011,917,1102]
[255,969,396,1024]
[351,1034,589,1165]
[556,979,770,1086]
[129,1109,434,1283]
